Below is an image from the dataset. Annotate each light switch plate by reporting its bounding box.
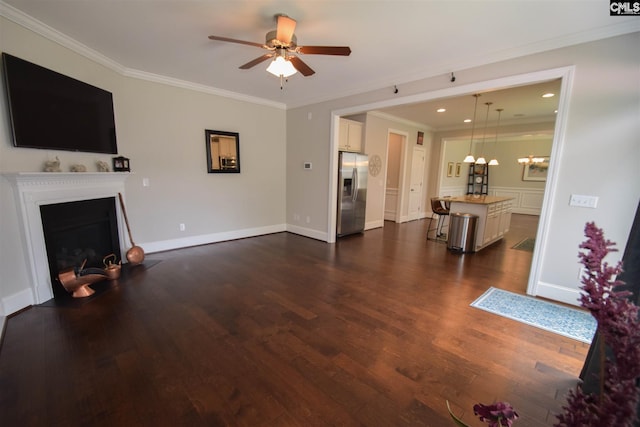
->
[569,194,598,208]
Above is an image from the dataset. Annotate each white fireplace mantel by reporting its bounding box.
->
[3,172,131,304]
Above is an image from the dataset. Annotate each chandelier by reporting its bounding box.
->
[518,155,546,164]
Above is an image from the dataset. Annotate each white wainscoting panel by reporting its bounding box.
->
[384,188,399,221]
[439,187,466,198]
[490,186,544,215]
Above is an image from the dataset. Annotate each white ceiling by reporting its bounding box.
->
[2,1,639,128]
[374,79,563,131]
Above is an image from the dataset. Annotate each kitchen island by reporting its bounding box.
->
[445,195,514,252]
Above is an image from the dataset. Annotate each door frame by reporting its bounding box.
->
[385,129,409,223]
[408,145,426,221]
[328,66,575,299]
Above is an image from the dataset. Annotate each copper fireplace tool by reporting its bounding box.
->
[118,193,145,265]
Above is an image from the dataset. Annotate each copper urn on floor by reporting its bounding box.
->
[57,260,109,298]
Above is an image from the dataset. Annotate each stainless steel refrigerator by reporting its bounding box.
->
[337,152,368,237]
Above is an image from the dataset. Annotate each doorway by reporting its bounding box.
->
[329,66,574,300]
[384,131,406,222]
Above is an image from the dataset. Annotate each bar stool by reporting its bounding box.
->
[427,198,450,241]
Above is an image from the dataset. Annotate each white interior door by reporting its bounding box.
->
[408,147,426,220]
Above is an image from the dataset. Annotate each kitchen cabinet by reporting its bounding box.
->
[448,195,514,251]
[339,118,363,152]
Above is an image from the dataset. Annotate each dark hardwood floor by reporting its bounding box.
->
[0,214,589,426]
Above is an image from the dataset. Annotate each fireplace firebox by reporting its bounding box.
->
[40,197,122,298]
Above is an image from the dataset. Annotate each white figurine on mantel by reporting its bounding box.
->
[70,164,87,172]
[43,156,61,172]
[96,160,110,172]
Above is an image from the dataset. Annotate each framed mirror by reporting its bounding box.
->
[205,129,240,173]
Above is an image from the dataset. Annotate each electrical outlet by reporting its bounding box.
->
[578,267,586,280]
[142,177,150,187]
[179,223,185,231]
[569,194,598,208]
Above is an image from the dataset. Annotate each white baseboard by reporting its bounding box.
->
[365,220,384,230]
[286,224,329,241]
[143,224,288,253]
[534,281,582,307]
[2,288,35,316]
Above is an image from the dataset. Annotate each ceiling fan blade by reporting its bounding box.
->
[298,46,351,56]
[239,54,274,69]
[289,56,315,76]
[208,35,265,49]
[276,15,296,45]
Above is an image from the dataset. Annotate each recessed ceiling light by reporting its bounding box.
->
[542,93,555,98]
[436,108,446,113]
[463,119,472,123]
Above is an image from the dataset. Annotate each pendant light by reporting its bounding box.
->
[475,101,493,165]
[488,108,502,166]
[463,94,481,163]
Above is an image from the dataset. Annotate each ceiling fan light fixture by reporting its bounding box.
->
[266,55,297,78]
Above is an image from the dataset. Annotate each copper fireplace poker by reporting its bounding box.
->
[118,193,145,265]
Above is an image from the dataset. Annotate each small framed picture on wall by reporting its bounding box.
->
[455,162,462,177]
[112,156,130,172]
[447,162,454,177]
[417,131,424,145]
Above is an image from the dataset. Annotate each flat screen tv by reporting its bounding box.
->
[2,52,118,154]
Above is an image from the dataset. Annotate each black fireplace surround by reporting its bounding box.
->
[40,197,121,298]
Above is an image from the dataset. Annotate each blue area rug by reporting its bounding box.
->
[471,287,597,344]
[512,237,535,252]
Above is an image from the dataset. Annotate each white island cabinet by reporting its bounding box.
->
[447,195,514,251]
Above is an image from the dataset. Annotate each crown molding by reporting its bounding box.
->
[0,1,286,110]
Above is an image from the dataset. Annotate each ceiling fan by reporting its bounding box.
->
[208,14,351,78]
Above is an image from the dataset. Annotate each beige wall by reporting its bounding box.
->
[440,135,553,193]
[0,17,287,313]
[361,112,431,226]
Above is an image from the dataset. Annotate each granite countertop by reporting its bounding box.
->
[444,195,515,205]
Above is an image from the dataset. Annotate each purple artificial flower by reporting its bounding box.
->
[473,402,519,427]
[554,222,640,427]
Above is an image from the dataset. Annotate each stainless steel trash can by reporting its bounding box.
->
[447,213,478,253]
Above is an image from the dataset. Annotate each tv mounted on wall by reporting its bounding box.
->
[2,52,118,154]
